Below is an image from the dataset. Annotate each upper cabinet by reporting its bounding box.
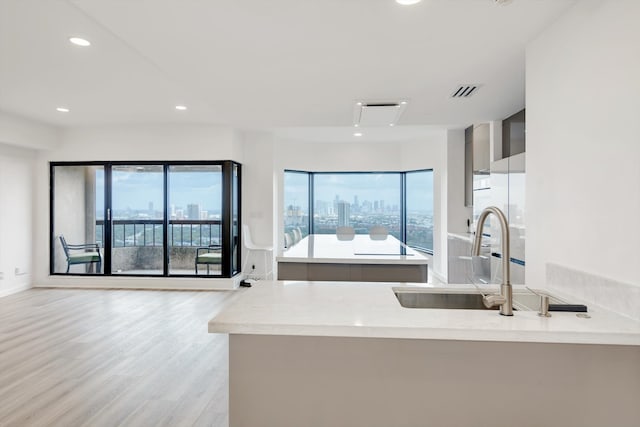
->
[464,123,490,207]
[502,109,526,158]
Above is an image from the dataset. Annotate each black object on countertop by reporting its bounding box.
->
[548,304,588,312]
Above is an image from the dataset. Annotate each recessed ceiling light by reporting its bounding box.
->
[56,107,70,113]
[396,0,422,5]
[389,124,395,127]
[354,124,359,127]
[400,101,408,105]
[354,132,363,137]
[69,37,91,47]
[175,105,187,111]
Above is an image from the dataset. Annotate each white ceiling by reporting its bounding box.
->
[0,0,576,133]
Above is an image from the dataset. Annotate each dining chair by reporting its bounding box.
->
[292,227,302,244]
[284,232,293,249]
[336,226,355,241]
[369,226,389,240]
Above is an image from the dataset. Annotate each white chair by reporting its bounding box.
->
[292,227,302,244]
[284,232,293,249]
[369,226,388,240]
[242,225,273,280]
[336,226,355,241]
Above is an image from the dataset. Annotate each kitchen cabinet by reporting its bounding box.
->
[464,123,490,207]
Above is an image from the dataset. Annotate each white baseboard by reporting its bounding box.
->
[34,274,244,291]
[0,282,32,298]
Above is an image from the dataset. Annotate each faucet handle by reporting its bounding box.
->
[483,294,507,309]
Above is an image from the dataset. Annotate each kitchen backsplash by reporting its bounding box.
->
[546,263,640,321]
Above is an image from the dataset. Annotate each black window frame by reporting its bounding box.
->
[50,160,242,278]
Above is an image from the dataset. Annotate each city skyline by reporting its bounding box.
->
[96,169,223,216]
[285,171,434,213]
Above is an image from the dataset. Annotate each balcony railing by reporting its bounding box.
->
[96,219,222,248]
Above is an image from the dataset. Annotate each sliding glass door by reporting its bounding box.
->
[50,161,241,278]
[168,165,222,276]
[51,165,105,274]
[111,165,165,275]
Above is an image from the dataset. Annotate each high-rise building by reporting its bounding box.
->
[337,201,350,226]
[187,203,200,220]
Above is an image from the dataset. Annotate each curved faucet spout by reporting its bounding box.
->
[472,206,513,316]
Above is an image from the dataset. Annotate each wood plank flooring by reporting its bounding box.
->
[0,288,240,427]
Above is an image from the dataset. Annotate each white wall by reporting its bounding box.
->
[33,124,244,289]
[0,143,36,297]
[241,131,277,278]
[526,0,640,288]
[0,112,57,297]
[0,110,60,150]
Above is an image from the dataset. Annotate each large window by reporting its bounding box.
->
[51,161,241,278]
[405,170,434,252]
[313,173,401,239]
[283,171,310,238]
[283,169,434,253]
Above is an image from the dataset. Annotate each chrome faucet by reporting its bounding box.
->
[472,206,513,316]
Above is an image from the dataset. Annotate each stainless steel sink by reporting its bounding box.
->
[394,291,500,310]
[511,292,564,310]
[394,288,566,311]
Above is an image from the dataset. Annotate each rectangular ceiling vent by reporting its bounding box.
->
[451,84,481,98]
[353,100,408,127]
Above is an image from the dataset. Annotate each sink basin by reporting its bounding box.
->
[394,291,500,310]
[511,292,564,310]
[394,288,566,311]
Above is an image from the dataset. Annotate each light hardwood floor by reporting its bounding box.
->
[0,288,240,427]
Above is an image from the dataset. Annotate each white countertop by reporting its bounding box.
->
[277,234,429,265]
[208,281,640,346]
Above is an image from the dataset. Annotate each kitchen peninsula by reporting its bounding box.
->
[277,234,429,282]
[209,281,640,427]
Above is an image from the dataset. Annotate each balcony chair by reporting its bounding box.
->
[242,224,273,280]
[336,226,355,241]
[195,245,222,275]
[59,235,102,273]
[369,226,389,240]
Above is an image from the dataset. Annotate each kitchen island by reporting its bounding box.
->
[209,281,640,427]
[277,234,429,282]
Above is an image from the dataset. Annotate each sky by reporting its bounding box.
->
[95,169,222,214]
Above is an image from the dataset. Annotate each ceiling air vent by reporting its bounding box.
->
[451,84,481,98]
[353,100,408,127]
